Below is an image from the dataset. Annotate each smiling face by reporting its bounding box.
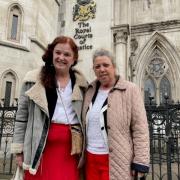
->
[53,43,75,74]
[93,55,116,88]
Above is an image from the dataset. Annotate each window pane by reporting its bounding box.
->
[4,81,12,107]
[11,15,18,40]
[144,78,156,103]
[160,77,171,103]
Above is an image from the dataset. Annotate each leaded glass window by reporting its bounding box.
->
[144,78,156,103]
[8,5,22,42]
[11,15,18,40]
[144,48,171,104]
[2,72,16,106]
[4,81,12,107]
[159,77,171,104]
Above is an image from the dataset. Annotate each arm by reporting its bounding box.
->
[11,83,30,155]
[130,85,150,174]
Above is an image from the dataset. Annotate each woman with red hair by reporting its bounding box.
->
[11,36,88,180]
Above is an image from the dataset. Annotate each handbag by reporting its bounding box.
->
[57,88,83,155]
[70,124,83,155]
[11,166,24,180]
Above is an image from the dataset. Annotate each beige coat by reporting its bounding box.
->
[82,77,150,180]
[11,67,88,175]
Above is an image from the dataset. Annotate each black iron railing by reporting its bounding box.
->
[145,97,180,180]
[0,97,180,179]
[0,99,17,178]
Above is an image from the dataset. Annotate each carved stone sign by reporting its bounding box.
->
[74,22,93,50]
[73,0,96,50]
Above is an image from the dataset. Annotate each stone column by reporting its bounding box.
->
[114,0,121,25]
[113,27,128,77]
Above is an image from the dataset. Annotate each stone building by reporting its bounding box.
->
[60,0,180,104]
[0,0,60,106]
[128,0,180,104]
[1,0,180,105]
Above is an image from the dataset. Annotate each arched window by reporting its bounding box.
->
[1,72,16,107]
[144,48,171,104]
[8,4,22,42]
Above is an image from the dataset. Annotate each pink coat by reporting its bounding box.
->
[82,77,150,180]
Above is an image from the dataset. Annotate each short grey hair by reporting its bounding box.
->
[92,48,116,67]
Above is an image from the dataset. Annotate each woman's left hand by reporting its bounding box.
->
[132,170,146,178]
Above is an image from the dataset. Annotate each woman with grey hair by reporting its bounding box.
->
[82,48,149,180]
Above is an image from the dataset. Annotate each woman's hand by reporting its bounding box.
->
[15,153,24,167]
[132,170,146,179]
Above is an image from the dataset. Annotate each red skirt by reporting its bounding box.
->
[86,151,109,180]
[24,123,79,180]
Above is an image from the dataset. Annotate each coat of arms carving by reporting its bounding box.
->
[73,0,96,21]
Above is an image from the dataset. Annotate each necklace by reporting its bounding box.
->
[59,87,65,93]
[58,80,69,93]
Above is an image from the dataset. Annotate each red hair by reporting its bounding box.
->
[40,36,78,88]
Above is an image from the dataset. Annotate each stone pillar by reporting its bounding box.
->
[114,0,121,25]
[113,26,128,78]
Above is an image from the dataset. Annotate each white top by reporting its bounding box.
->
[52,80,79,124]
[87,89,109,154]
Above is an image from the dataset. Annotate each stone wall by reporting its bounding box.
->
[0,0,59,102]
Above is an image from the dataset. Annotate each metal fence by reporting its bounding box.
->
[0,102,17,179]
[145,98,180,180]
[0,98,180,179]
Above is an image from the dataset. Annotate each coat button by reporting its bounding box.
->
[108,104,110,108]
[101,127,104,130]
[109,147,113,152]
[107,126,110,130]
